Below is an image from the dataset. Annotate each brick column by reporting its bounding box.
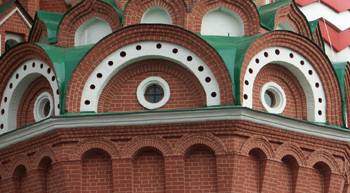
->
[164,155,184,193]
[329,173,345,193]
[24,169,45,193]
[231,154,250,192]
[61,160,81,193]
[112,158,133,193]
[0,177,16,193]
[216,154,235,193]
[294,167,312,193]
[261,159,278,193]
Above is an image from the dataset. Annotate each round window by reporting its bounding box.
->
[34,92,53,121]
[260,82,286,114]
[137,77,170,110]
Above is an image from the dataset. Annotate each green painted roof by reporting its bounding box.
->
[36,11,63,43]
[201,34,262,104]
[37,43,93,113]
[333,62,348,126]
[102,0,124,23]
[258,0,292,30]
[0,0,15,13]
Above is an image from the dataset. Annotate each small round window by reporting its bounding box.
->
[260,82,286,114]
[137,77,170,110]
[34,92,53,121]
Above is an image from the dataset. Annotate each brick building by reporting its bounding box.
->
[0,0,349,192]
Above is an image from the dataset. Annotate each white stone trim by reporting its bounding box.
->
[33,92,53,121]
[0,108,349,151]
[0,60,60,134]
[136,76,170,110]
[242,47,326,122]
[260,82,286,114]
[0,8,32,28]
[80,41,221,112]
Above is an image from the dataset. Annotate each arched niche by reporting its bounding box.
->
[141,7,172,24]
[74,17,112,46]
[201,7,244,37]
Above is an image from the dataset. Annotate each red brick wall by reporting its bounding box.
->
[82,149,112,193]
[0,11,30,55]
[99,59,206,112]
[184,145,217,193]
[0,121,347,193]
[133,148,165,193]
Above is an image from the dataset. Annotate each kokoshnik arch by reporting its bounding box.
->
[0,0,349,193]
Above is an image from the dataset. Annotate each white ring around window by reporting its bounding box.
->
[137,76,170,110]
[33,92,53,121]
[260,82,286,114]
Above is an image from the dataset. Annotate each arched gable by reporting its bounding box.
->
[188,0,259,36]
[66,24,234,112]
[57,0,120,47]
[0,43,60,133]
[123,0,186,26]
[240,31,343,126]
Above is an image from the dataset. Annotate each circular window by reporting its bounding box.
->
[34,92,53,121]
[260,82,286,114]
[137,77,170,110]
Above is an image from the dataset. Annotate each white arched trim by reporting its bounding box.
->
[80,41,221,112]
[74,17,112,46]
[201,7,244,37]
[242,47,326,122]
[141,7,172,24]
[0,59,60,134]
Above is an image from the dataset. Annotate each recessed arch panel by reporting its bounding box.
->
[201,7,244,36]
[75,17,112,46]
[242,47,326,122]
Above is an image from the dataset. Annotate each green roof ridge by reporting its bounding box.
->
[37,43,93,113]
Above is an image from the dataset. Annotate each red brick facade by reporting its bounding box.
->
[0,0,349,193]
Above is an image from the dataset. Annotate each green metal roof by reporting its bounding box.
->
[333,62,348,126]
[201,35,262,104]
[36,11,63,43]
[258,0,292,30]
[37,43,93,113]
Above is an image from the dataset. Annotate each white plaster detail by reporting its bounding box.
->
[0,8,32,28]
[33,92,53,121]
[0,60,60,134]
[74,17,112,46]
[136,76,170,109]
[80,41,221,112]
[141,7,172,24]
[201,7,244,37]
[242,47,326,122]
[260,82,286,114]
[299,3,350,31]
